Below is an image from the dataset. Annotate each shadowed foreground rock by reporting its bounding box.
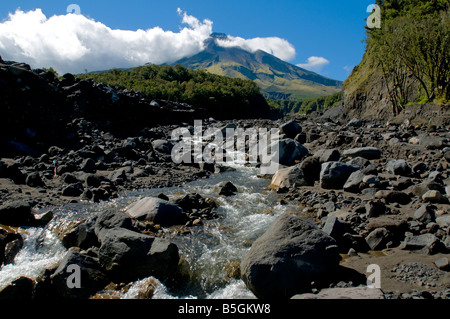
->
[240,213,341,299]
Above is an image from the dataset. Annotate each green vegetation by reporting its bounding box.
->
[366,0,449,114]
[78,64,274,118]
[174,39,342,100]
[268,91,342,115]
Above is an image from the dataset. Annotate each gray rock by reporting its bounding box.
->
[85,174,106,188]
[61,182,84,197]
[365,227,392,250]
[436,215,450,228]
[108,169,127,184]
[348,157,370,168]
[125,197,183,227]
[80,158,96,173]
[320,162,360,190]
[418,133,446,150]
[343,170,365,193]
[300,156,322,184]
[422,190,446,203]
[386,159,412,176]
[264,138,309,167]
[413,204,436,224]
[444,151,450,163]
[270,165,310,188]
[94,207,134,241]
[314,149,340,163]
[152,139,173,154]
[365,200,387,218]
[347,118,362,128]
[50,249,108,299]
[98,228,179,283]
[434,257,449,271]
[400,233,443,255]
[61,217,99,249]
[215,181,238,196]
[240,213,340,299]
[322,215,343,239]
[280,120,302,138]
[3,236,24,265]
[25,171,45,188]
[375,190,411,205]
[343,147,381,160]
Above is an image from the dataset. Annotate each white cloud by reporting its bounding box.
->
[215,35,296,61]
[297,56,330,72]
[0,8,213,74]
[0,8,298,74]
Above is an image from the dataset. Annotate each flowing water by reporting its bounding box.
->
[0,160,299,299]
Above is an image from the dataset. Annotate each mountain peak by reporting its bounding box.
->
[210,32,229,40]
[175,36,342,100]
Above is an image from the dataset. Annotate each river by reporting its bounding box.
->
[0,159,299,299]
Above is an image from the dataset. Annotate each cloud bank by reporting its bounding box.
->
[0,8,297,74]
[297,56,330,73]
[215,35,296,61]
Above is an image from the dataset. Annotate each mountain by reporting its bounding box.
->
[173,33,343,100]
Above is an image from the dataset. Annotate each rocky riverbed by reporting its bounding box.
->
[0,60,449,300]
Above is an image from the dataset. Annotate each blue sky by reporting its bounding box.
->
[0,0,376,81]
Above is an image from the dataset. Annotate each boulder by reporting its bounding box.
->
[98,227,179,283]
[270,165,310,188]
[215,181,238,197]
[320,162,360,190]
[418,133,446,150]
[343,170,365,193]
[422,190,446,203]
[343,147,381,160]
[321,215,343,239]
[314,149,340,163]
[152,139,173,154]
[300,156,322,184]
[172,193,215,212]
[365,227,392,250]
[347,118,362,128]
[444,151,450,163]
[62,182,84,197]
[50,249,109,299]
[386,159,412,176]
[413,204,436,224]
[436,215,450,228]
[240,213,340,299]
[80,158,96,173]
[263,138,309,167]
[280,120,302,138]
[125,197,184,227]
[61,217,99,249]
[94,207,134,241]
[365,200,388,218]
[25,171,46,188]
[0,201,33,226]
[375,190,411,205]
[400,233,443,255]
[0,159,26,184]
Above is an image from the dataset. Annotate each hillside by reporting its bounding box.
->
[174,33,343,100]
[342,0,449,124]
[77,64,275,120]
